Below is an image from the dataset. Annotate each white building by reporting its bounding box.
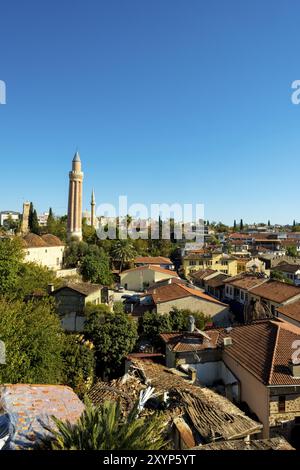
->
[22,233,65,271]
[0,211,20,227]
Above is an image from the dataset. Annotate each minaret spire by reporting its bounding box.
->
[67,151,84,241]
[91,189,96,228]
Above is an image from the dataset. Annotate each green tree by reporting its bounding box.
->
[29,203,40,234]
[80,248,112,285]
[46,207,56,234]
[270,271,294,285]
[0,237,24,296]
[84,309,138,377]
[43,400,167,450]
[286,245,298,258]
[233,220,237,231]
[240,219,244,231]
[0,298,65,384]
[3,214,20,234]
[169,307,209,331]
[111,240,137,272]
[138,312,171,343]
[62,334,96,397]
[15,262,60,299]
[268,220,271,227]
[82,218,97,244]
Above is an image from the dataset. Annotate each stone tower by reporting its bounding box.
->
[67,152,84,241]
[21,201,30,235]
[91,189,96,228]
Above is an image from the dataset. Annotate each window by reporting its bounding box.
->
[241,291,245,300]
[278,396,286,413]
[189,260,196,266]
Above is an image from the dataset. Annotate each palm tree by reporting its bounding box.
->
[41,400,167,450]
[111,240,137,273]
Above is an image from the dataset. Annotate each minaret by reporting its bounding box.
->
[91,189,96,227]
[67,151,84,241]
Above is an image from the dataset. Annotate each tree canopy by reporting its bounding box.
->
[0,298,65,384]
[84,306,138,377]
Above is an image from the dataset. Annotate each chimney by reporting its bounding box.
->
[188,367,197,383]
[223,337,233,347]
[289,361,300,378]
[188,315,195,333]
[48,284,54,294]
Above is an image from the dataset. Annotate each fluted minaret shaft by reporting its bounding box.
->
[67,152,84,241]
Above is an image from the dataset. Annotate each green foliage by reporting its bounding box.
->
[82,218,97,244]
[113,301,125,315]
[29,202,40,234]
[80,248,112,285]
[0,237,24,295]
[240,219,244,231]
[286,245,298,258]
[2,214,20,234]
[0,298,65,384]
[64,242,112,285]
[15,262,60,299]
[62,334,96,397]
[169,307,209,330]
[270,270,294,285]
[46,207,56,234]
[138,312,171,342]
[43,400,167,450]
[111,240,137,272]
[139,308,210,343]
[85,309,138,377]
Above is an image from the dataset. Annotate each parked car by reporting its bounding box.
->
[118,286,125,292]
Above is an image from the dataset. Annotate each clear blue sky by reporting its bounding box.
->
[1,0,300,224]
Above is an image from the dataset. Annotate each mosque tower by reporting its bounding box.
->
[91,189,96,228]
[67,152,84,241]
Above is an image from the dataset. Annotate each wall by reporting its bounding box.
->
[183,255,238,277]
[156,296,231,326]
[222,352,269,438]
[24,245,65,271]
[120,269,174,291]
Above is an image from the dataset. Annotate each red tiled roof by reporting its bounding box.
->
[277,299,300,322]
[207,320,300,385]
[189,269,217,280]
[134,256,173,265]
[160,331,220,352]
[224,274,268,290]
[250,280,300,303]
[149,283,228,306]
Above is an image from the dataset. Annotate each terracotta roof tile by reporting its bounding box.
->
[207,320,300,385]
[250,280,300,303]
[149,283,227,306]
[134,256,173,265]
[277,299,300,322]
[160,331,220,352]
